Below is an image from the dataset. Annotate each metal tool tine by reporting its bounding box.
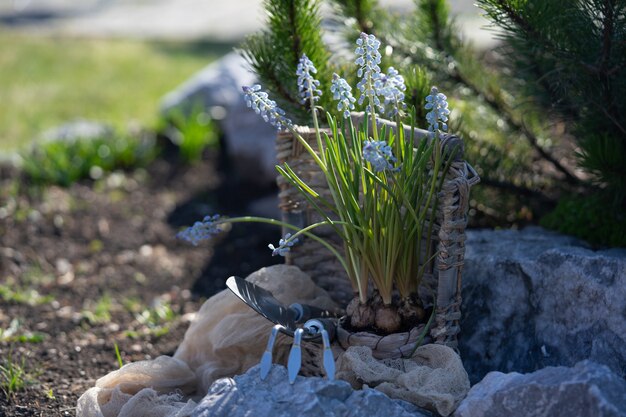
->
[321,328,335,381]
[287,328,303,384]
[260,324,283,380]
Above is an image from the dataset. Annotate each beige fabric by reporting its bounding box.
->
[336,344,470,416]
[77,386,197,417]
[76,265,338,417]
[173,264,338,392]
[76,356,197,417]
[96,356,197,397]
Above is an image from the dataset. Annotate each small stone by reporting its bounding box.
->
[56,258,72,275]
[57,306,74,318]
[53,214,64,229]
[453,361,626,417]
[134,272,147,284]
[58,271,75,285]
[194,364,429,417]
[160,53,279,186]
[97,219,110,236]
[139,245,153,257]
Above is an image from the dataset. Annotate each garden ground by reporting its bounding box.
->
[0,149,282,416]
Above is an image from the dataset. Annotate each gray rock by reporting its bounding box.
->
[193,364,431,417]
[39,119,113,143]
[453,360,626,417]
[161,52,279,186]
[460,227,626,383]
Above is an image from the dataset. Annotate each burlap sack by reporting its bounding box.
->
[336,344,470,416]
[77,264,470,417]
[76,265,338,417]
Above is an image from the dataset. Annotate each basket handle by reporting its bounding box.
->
[350,111,430,141]
[465,162,480,187]
[349,112,465,161]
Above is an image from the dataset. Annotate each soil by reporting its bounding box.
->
[0,149,281,416]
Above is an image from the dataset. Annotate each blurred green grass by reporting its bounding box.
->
[0,31,231,151]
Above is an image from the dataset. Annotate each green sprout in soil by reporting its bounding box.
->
[0,319,46,344]
[114,342,124,369]
[0,351,32,397]
[124,298,177,339]
[20,133,157,187]
[0,283,54,306]
[81,293,113,326]
[46,388,56,400]
[162,102,220,163]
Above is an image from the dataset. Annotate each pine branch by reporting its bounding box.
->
[381,27,581,185]
[331,0,377,33]
[473,80,581,185]
[416,0,582,184]
[239,0,332,123]
[477,0,626,202]
[478,177,551,202]
[480,0,582,120]
[599,0,615,74]
[598,0,618,125]
[288,0,303,68]
[419,0,448,51]
[238,35,301,109]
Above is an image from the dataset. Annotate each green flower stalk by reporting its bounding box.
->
[355,32,383,140]
[296,54,324,164]
[179,34,453,333]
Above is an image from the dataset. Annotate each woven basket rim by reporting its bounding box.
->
[335,316,432,359]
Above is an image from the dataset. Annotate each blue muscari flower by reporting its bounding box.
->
[330,73,356,118]
[242,84,293,131]
[296,54,322,105]
[363,140,397,172]
[268,233,298,257]
[355,32,383,113]
[378,67,406,118]
[425,86,450,132]
[177,215,222,246]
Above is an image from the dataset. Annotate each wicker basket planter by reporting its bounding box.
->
[275,115,479,354]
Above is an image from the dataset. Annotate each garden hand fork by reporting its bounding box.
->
[226,276,338,383]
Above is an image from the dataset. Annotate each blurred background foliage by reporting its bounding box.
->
[240,0,626,247]
[0,31,229,151]
[1,31,223,185]
[1,1,623,247]
[20,132,157,187]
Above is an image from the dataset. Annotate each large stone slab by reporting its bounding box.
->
[193,364,432,417]
[161,52,279,186]
[453,360,626,417]
[460,227,626,383]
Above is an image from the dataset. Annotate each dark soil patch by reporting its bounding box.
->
[0,151,280,416]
